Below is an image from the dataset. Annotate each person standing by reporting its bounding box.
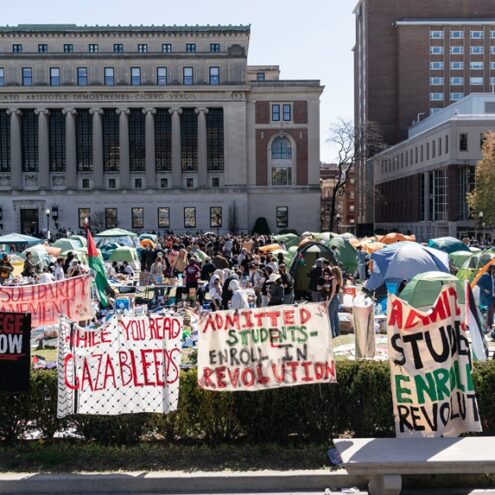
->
[268,273,285,306]
[229,279,249,310]
[318,266,342,338]
[279,264,294,304]
[477,265,495,329]
[0,254,13,284]
[356,246,368,281]
[307,259,323,302]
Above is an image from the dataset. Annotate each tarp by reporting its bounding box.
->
[399,271,465,311]
[366,242,449,291]
[377,232,416,244]
[428,236,470,254]
[0,233,42,246]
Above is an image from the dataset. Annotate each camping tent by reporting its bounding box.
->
[20,244,51,268]
[108,246,140,269]
[68,235,87,247]
[272,233,300,249]
[400,271,465,311]
[95,228,138,248]
[288,241,337,294]
[449,250,474,268]
[0,233,42,249]
[53,238,81,253]
[428,236,470,254]
[377,232,416,244]
[457,251,495,283]
[324,237,357,274]
[365,242,449,291]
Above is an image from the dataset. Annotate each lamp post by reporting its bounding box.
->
[45,208,50,241]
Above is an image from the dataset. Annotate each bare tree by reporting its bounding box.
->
[326,119,385,232]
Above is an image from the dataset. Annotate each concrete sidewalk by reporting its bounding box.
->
[0,470,365,494]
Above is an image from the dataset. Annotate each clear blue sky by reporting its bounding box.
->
[1,0,355,163]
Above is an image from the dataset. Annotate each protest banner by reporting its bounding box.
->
[387,283,482,438]
[0,275,92,328]
[198,303,336,391]
[57,314,182,417]
[0,312,31,392]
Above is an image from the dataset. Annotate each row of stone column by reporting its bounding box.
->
[6,106,210,190]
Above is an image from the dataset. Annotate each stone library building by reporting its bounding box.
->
[0,24,323,234]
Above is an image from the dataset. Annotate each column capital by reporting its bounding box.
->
[34,108,50,116]
[62,108,77,116]
[169,107,183,116]
[116,107,130,116]
[143,107,157,115]
[6,108,22,117]
[89,107,104,116]
[195,107,209,115]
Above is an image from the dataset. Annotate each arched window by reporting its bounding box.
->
[271,136,292,160]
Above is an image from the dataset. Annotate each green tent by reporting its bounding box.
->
[68,235,87,247]
[428,236,470,254]
[449,250,473,268]
[324,237,357,274]
[400,271,465,310]
[271,248,293,266]
[108,246,140,268]
[456,250,495,283]
[20,244,51,268]
[53,238,81,253]
[96,228,137,237]
[273,233,300,249]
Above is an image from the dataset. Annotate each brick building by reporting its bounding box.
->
[354,0,495,231]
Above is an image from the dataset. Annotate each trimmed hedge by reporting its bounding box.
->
[1,360,494,444]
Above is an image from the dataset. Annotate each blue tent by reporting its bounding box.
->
[365,241,449,291]
[0,233,42,246]
[428,236,470,254]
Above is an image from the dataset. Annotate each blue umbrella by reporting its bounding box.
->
[366,242,449,291]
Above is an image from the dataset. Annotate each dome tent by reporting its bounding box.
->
[289,241,337,295]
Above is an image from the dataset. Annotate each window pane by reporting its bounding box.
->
[76,109,93,171]
[158,207,170,228]
[271,137,292,159]
[77,67,87,86]
[183,67,193,85]
[272,104,280,121]
[0,68,4,86]
[0,110,11,172]
[210,207,222,227]
[103,110,119,171]
[155,109,172,171]
[49,109,66,171]
[129,109,145,172]
[271,167,292,186]
[207,108,224,170]
[78,208,90,229]
[22,110,38,172]
[283,104,291,121]
[276,206,288,228]
[105,208,118,229]
[157,67,167,85]
[50,67,60,86]
[104,67,114,85]
[181,109,198,170]
[22,67,32,86]
[209,66,219,85]
[132,207,144,228]
[131,67,141,85]
[184,207,196,228]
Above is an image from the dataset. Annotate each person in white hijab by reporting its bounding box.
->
[208,273,223,311]
[229,279,249,310]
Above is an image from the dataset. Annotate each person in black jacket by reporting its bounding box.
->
[307,258,323,302]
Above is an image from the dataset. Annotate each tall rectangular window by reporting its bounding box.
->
[76,109,93,172]
[283,104,291,121]
[21,110,38,172]
[104,67,114,86]
[272,104,280,121]
[207,108,224,171]
[22,67,32,86]
[157,67,167,85]
[186,43,196,53]
[50,67,60,86]
[162,43,172,53]
[158,207,170,228]
[210,43,220,52]
[103,110,119,171]
[77,67,87,86]
[49,109,66,172]
[276,206,289,228]
[181,108,198,171]
[460,133,468,151]
[155,109,171,171]
[445,135,449,154]
[63,44,73,53]
[105,208,118,229]
[129,109,145,172]
[12,44,22,53]
[88,43,98,53]
[113,43,123,53]
[0,111,11,172]
[132,207,144,228]
[0,68,5,86]
[209,66,219,85]
[137,43,148,53]
[131,67,141,85]
[78,208,90,229]
[38,44,48,53]
[210,207,222,228]
[183,67,193,85]
[184,207,196,228]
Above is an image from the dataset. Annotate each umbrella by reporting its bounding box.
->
[53,238,81,253]
[108,246,140,269]
[0,233,42,246]
[20,245,51,268]
[400,271,465,310]
[96,228,137,237]
[366,242,449,291]
[428,236,470,254]
[449,250,473,268]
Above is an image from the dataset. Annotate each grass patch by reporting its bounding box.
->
[0,441,331,473]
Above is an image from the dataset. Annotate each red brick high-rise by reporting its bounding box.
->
[354,0,495,232]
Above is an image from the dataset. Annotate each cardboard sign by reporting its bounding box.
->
[198,303,336,391]
[387,284,482,437]
[0,312,31,392]
[0,275,92,328]
[57,314,182,417]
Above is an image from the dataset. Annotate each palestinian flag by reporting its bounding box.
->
[85,221,110,307]
[465,281,488,361]
[297,252,306,266]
